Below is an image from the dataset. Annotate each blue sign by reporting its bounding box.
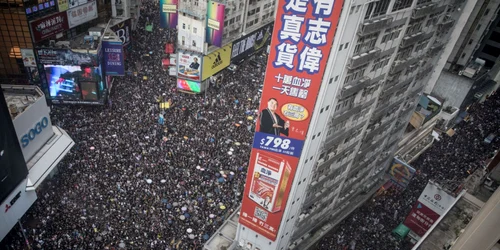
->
[103,41,125,76]
[252,132,304,157]
[21,117,49,148]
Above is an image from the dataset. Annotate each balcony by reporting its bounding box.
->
[317,143,358,169]
[439,18,455,33]
[372,97,405,120]
[331,97,375,126]
[348,48,381,69]
[400,31,434,48]
[391,56,421,74]
[412,3,437,19]
[359,16,393,35]
[324,122,365,149]
[380,77,414,99]
[340,74,384,98]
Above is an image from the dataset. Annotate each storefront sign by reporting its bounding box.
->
[67,1,98,28]
[29,12,69,43]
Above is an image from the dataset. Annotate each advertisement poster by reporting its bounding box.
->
[21,49,37,68]
[239,0,344,241]
[177,51,202,81]
[110,18,132,46]
[403,182,456,236]
[389,158,416,189]
[102,41,125,76]
[67,1,98,29]
[231,23,273,63]
[177,78,200,93]
[30,12,69,43]
[178,14,204,53]
[57,0,69,12]
[202,43,231,80]
[160,0,178,29]
[36,48,98,66]
[45,64,102,101]
[206,0,225,47]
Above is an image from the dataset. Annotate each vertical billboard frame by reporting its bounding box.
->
[239,0,344,241]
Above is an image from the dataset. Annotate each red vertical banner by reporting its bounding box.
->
[239,0,344,241]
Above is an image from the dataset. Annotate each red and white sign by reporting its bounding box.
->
[403,182,455,236]
[29,12,69,43]
[239,0,344,241]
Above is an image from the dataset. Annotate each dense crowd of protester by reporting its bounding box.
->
[315,92,500,249]
[2,0,500,249]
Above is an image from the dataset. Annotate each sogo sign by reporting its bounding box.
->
[21,117,49,148]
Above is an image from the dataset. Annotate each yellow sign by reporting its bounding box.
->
[162,4,176,13]
[202,43,232,80]
[57,0,69,12]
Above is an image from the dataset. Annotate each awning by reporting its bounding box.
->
[165,43,175,54]
[392,223,410,239]
[25,126,74,191]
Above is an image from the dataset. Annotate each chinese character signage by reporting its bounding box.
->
[231,23,274,63]
[202,43,232,80]
[110,19,132,46]
[239,0,343,241]
[177,51,202,81]
[160,0,178,29]
[403,182,456,237]
[102,41,125,76]
[21,49,37,68]
[36,48,98,66]
[389,158,416,189]
[206,0,225,47]
[67,1,98,29]
[29,12,70,43]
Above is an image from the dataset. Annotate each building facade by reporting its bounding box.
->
[204,0,474,249]
[174,0,275,93]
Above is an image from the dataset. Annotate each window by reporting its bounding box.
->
[371,55,390,72]
[476,24,482,31]
[468,39,473,45]
[484,8,490,16]
[364,0,390,20]
[405,63,419,75]
[416,0,431,5]
[353,32,379,55]
[381,25,404,43]
[344,65,367,84]
[392,0,414,11]
[414,38,430,53]
[396,46,414,61]
[405,17,425,36]
[425,11,443,27]
[182,23,186,29]
[193,27,197,34]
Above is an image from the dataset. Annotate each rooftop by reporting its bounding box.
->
[2,85,44,120]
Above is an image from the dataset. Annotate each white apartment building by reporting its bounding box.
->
[204,0,475,249]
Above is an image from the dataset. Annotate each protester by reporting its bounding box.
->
[1,1,267,249]
[314,92,500,249]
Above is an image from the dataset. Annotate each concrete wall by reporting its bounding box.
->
[431,71,473,108]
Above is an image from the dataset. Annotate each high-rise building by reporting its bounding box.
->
[204,0,476,249]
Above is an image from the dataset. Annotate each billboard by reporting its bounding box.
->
[177,78,200,93]
[403,182,456,237]
[29,12,69,43]
[160,0,178,29]
[178,14,205,53]
[45,64,102,101]
[36,48,99,66]
[239,0,344,241]
[202,43,232,80]
[110,19,132,46]
[69,0,90,9]
[21,49,37,68]
[102,41,125,76]
[67,1,98,29]
[206,0,225,47]
[231,23,274,63]
[177,51,202,81]
[389,158,416,189]
[0,88,29,204]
